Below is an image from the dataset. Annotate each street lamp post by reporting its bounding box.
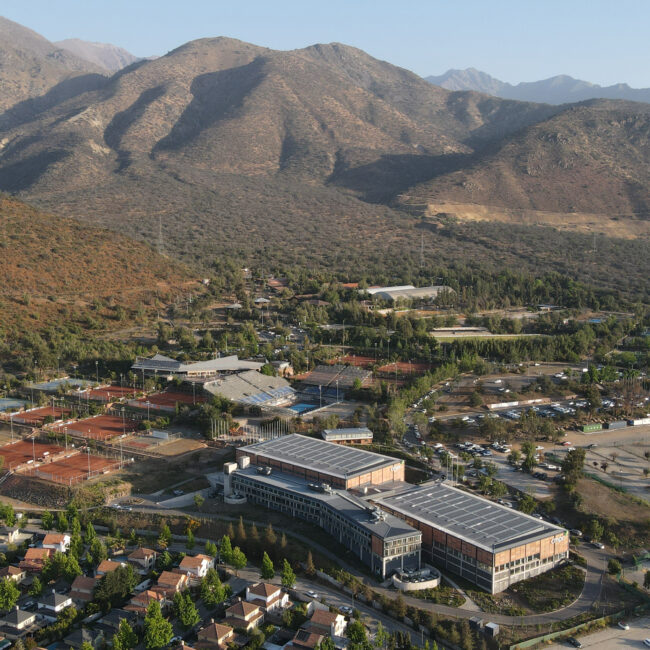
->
[95,360,99,384]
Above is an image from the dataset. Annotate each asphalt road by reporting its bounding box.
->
[547,615,650,649]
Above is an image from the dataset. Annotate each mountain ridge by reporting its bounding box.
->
[54,38,141,72]
[427,68,650,105]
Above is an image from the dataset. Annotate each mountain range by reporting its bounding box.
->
[54,38,141,72]
[427,68,650,105]
[0,16,648,279]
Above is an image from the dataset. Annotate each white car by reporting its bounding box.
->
[617,621,629,630]
[305,591,319,599]
[643,639,650,648]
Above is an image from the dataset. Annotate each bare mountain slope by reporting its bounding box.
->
[55,38,140,72]
[0,36,647,268]
[0,16,105,114]
[398,101,650,223]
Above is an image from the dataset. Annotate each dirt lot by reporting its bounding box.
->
[154,438,206,456]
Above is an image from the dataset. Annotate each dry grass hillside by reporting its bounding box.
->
[0,196,193,331]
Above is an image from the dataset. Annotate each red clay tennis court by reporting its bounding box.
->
[86,386,138,402]
[330,355,375,368]
[26,452,122,485]
[64,414,138,441]
[12,407,71,426]
[134,391,207,409]
[377,361,433,375]
[0,440,66,470]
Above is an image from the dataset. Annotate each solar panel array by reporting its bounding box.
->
[243,434,396,477]
[379,484,559,550]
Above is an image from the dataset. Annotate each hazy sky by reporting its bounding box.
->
[4,0,650,86]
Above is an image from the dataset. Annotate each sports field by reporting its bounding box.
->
[377,361,433,375]
[65,414,138,441]
[87,386,138,401]
[133,390,207,410]
[26,452,121,485]
[12,406,71,426]
[0,440,65,470]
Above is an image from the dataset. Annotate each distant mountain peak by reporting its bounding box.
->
[55,38,140,72]
[427,68,650,104]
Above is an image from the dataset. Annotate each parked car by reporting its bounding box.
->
[305,591,319,599]
[339,605,354,615]
[567,637,582,648]
[617,621,629,630]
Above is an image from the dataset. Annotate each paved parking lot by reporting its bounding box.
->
[547,616,650,648]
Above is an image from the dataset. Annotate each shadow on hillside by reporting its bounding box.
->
[328,151,475,203]
[154,58,266,152]
[0,73,108,131]
[0,150,70,192]
[104,85,167,171]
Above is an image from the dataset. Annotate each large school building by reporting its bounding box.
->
[227,434,568,592]
[374,483,569,593]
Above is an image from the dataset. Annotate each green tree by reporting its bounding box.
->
[200,567,228,607]
[220,535,233,564]
[156,551,173,572]
[193,494,205,510]
[29,576,43,597]
[644,571,650,590]
[144,600,173,649]
[158,523,172,549]
[521,441,537,472]
[87,538,108,567]
[587,518,604,542]
[264,523,277,547]
[64,554,82,582]
[260,551,275,580]
[0,577,20,611]
[112,618,138,650]
[186,529,195,550]
[230,546,247,575]
[374,621,388,648]
[562,448,586,485]
[41,510,54,530]
[80,643,93,650]
[518,493,537,514]
[56,511,69,532]
[85,522,97,543]
[94,565,138,610]
[347,620,368,644]
[205,541,218,557]
[608,558,622,575]
[173,591,200,629]
[305,550,316,577]
[281,559,296,588]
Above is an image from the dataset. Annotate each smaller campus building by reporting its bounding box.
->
[236,434,404,489]
[132,354,263,379]
[322,427,373,444]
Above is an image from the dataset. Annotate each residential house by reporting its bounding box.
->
[196,621,234,649]
[125,589,167,615]
[69,575,98,606]
[0,606,36,634]
[98,609,138,632]
[245,583,289,612]
[37,589,73,621]
[0,566,26,584]
[224,601,264,632]
[19,548,52,573]
[63,627,105,649]
[178,554,213,579]
[306,609,347,638]
[42,533,70,553]
[0,527,20,545]
[153,571,188,596]
[128,547,157,573]
[288,628,325,650]
[96,559,126,576]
